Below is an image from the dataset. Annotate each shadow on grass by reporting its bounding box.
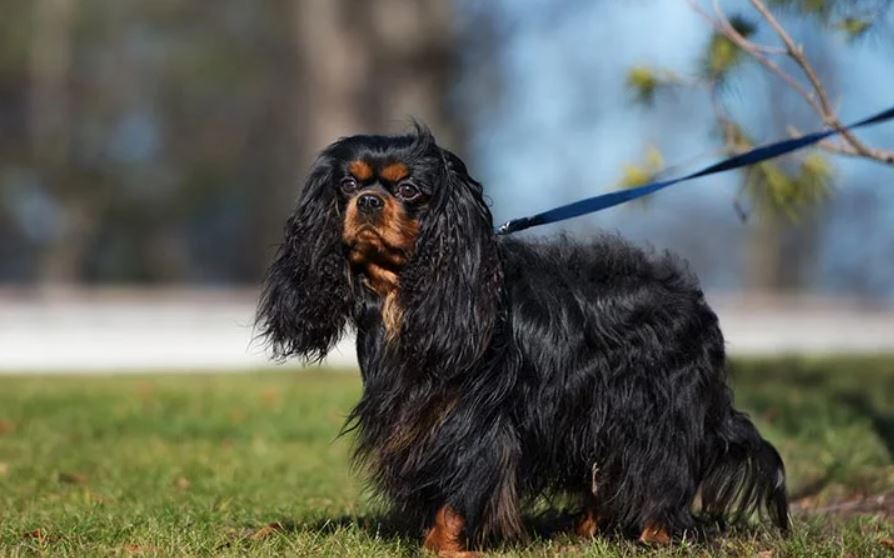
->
[223,510,745,553]
[274,511,581,539]
[217,511,579,552]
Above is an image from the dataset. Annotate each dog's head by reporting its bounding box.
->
[257,126,502,375]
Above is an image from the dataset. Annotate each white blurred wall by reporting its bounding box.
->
[0,289,892,373]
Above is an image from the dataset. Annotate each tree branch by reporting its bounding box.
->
[684,0,894,166]
[711,0,825,115]
[684,0,824,115]
[748,0,894,165]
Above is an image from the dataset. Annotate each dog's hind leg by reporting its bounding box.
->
[599,418,701,543]
[633,446,700,543]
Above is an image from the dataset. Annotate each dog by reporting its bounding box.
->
[257,126,789,555]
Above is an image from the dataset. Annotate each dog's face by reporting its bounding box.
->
[257,127,502,376]
[337,147,433,297]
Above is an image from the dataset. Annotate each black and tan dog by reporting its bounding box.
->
[257,126,789,556]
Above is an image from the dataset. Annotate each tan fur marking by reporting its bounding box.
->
[348,160,373,181]
[639,523,670,545]
[575,510,599,538]
[342,194,419,336]
[381,291,403,339]
[376,195,419,255]
[357,262,399,296]
[424,506,477,557]
[380,161,409,182]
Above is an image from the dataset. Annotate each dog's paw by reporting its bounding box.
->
[639,523,671,545]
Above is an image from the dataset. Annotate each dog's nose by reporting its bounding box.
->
[357,193,384,214]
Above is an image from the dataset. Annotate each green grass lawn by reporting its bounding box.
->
[1,356,892,557]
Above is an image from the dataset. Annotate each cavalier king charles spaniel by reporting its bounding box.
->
[257,127,788,555]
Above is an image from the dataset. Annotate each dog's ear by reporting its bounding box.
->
[397,146,503,376]
[256,156,353,361]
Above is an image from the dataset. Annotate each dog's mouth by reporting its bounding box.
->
[345,227,407,270]
[345,224,384,252]
[351,223,381,240]
[344,229,408,298]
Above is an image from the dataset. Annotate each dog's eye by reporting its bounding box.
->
[396,182,420,201]
[340,177,359,194]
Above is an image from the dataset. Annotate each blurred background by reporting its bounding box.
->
[1,0,893,371]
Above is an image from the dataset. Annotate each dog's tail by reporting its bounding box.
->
[700,411,789,531]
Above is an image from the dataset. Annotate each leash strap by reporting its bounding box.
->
[496,104,894,235]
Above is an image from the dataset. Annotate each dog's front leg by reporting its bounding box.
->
[422,505,479,557]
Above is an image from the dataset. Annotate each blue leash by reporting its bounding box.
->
[496,104,894,235]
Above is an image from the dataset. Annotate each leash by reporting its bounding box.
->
[496,104,894,235]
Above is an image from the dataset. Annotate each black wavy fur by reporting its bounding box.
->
[257,126,789,547]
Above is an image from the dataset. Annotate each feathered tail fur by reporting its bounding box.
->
[701,411,789,531]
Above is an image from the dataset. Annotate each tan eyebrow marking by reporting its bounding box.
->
[348,160,373,181]
[380,161,409,182]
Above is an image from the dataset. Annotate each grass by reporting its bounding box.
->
[0,356,892,557]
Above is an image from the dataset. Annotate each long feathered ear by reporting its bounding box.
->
[256,157,353,361]
[397,145,503,376]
